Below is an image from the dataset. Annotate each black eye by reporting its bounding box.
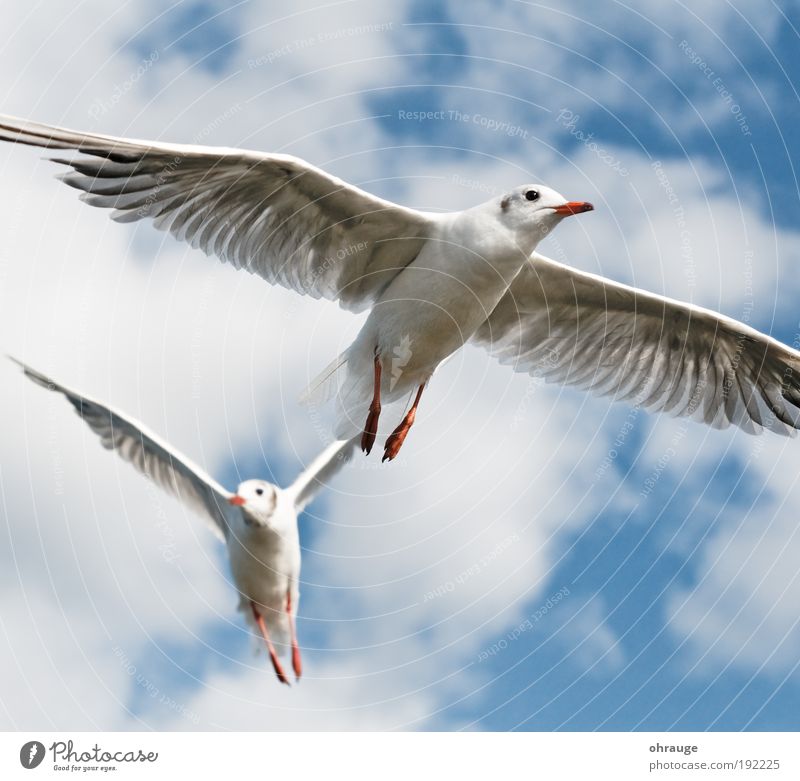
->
[525,189,540,201]
[255,488,264,496]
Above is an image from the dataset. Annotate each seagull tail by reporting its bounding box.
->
[300,349,373,439]
[298,351,349,407]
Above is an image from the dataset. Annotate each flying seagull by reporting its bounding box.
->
[11,357,355,684]
[3,116,800,458]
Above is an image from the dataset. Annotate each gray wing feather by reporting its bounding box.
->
[0,115,433,313]
[13,358,232,539]
[287,438,356,514]
[472,252,800,436]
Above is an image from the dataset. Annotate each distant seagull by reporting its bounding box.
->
[3,116,800,458]
[11,358,354,685]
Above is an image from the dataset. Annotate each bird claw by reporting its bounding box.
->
[382,426,409,462]
[361,405,381,454]
[252,600,291,686]
[272,658,291,686]
[382,383,424,461]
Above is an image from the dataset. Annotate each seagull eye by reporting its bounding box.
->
[525,190,540,202]
[255,488,264,496]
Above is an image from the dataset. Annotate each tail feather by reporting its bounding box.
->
[299,352,349,406]
[300,349,378,439]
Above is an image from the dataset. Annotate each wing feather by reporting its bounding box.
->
[472,252,800,436]
[286,439,356,514]
[12,358,232,540]
[0,115,434,313]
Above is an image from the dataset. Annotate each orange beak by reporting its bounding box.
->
[228,495,246,506]
[553,201,594,215]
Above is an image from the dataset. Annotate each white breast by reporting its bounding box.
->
[363,211,528,390]
[226,505,301,642]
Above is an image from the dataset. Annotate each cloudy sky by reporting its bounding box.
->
[1,0,799,731]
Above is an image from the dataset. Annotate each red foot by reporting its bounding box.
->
[361,404,381,455]
[292,645,303,682]
[382,424,410,462]
[382,383,425,462]
[361,352,382,455]
[251,601,290,686]
[271,654,290,686]
[286,590,302,682]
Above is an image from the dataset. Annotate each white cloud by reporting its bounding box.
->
[1,0,799,733]
[662,428,800,676]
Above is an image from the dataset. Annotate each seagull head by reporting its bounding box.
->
[228,479,278,525]
[498,184,593,238]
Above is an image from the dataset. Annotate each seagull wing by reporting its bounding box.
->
[472,252,800,435]
[0,115,435,313]
[13,358,233,540]
[286,438,356,514]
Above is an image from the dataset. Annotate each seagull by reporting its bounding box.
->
[11,357,355,685]
[3,116,800,457]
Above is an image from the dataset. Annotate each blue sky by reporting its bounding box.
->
[1,0,800,732]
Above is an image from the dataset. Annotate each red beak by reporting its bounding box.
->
[553,201,594,215]
[228,495,246,506]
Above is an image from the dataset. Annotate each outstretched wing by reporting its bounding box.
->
[13,358,233,540]
[286,438,356,514]
[472,252,800,435]
[0,115,434,313]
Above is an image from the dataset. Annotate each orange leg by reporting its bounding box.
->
[251,601,289,685]
[361,352,382,455]
[286,590,302,682]
[383,383,425,462]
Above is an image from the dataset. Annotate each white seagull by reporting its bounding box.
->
[12,357,355,685]
[3,115,800,457]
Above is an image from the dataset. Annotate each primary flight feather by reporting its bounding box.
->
[3,114,800,456]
